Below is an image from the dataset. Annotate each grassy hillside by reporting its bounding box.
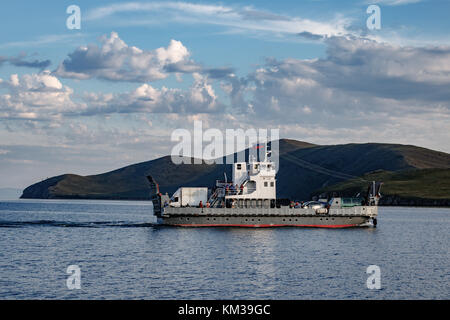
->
[21,139,450,202]
[32,157,223,200]
[275,142,450,199]
[314,168,450,205]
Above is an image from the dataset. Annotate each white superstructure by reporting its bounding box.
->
[228,158,276,200]
[218,148,277,208]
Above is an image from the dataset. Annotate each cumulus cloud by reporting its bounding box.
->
[0,71,223,121]
[2,34,450,158]
[202,35,450,153]
[55,32,194,82]
[5,35,450,124]
[319,37,450,101]
[242,36,450,121]
[0,71,81,121]
[81,72,221,115]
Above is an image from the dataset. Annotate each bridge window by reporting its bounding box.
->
[264,182,268,187]
[237,164,241,170]
[270,182,274,187]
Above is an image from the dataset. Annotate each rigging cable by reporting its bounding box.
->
[281,153,368,182]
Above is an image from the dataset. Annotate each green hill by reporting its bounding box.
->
[313,168,450,206]
[21,139,450,204]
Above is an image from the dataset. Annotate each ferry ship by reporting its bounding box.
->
[148,145,381,228]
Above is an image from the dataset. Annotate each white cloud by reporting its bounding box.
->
[244,36,450,120]
[81,72,221,114]
[208,35,450,152]
[0,70,221,123]
[86,2,351,38]
[55,32,193,82]
[2,32,450,184]
[4,35,450,125]
[0,71,81,121]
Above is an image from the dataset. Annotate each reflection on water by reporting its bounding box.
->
[0,200,449,299]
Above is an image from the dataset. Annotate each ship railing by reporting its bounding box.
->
[224,187,257,196]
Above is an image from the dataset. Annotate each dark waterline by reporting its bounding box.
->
[0,199,449,299]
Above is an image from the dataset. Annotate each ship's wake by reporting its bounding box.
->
[0,220,157,228]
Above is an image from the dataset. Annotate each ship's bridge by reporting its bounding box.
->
[225,156,276,203]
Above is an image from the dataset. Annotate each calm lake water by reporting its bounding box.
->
[0,199,448,299]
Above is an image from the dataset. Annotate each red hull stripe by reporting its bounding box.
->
[172,224,360,228]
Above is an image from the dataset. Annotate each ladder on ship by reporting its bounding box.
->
[208,188,225,207]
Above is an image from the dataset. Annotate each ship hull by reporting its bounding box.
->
[160,216,369,228]
[158,206,376,228]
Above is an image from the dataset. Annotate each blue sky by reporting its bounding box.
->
[0,0,449,188]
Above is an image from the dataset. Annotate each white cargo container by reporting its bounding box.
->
[169,187,208,207]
